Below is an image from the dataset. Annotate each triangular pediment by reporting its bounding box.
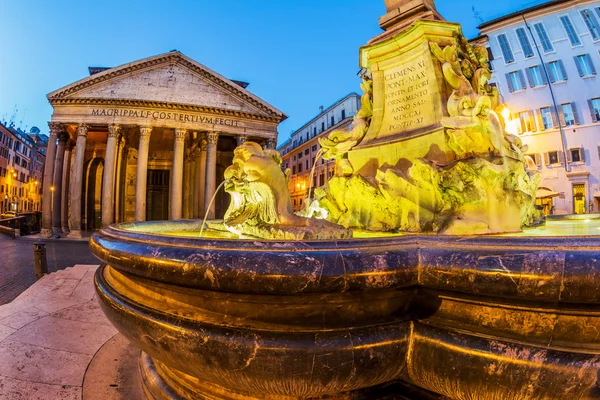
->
[48,52,286,120]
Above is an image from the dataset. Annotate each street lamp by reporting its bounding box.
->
[50,186,55,215]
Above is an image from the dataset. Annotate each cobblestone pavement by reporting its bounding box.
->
[0,235,98,305]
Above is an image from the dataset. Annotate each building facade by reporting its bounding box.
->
[278,93,360,211]
[478,0,600,215]
[0,123,45,214]
[43,51,286,237]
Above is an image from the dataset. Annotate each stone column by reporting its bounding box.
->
[194,138,207,217]
[101,125,120,227]
[61,141,74,233]
[114,137,126,223]
[170,128,187,220]
[185,152,195,219]
[236,134,248,147]
[52,132,69,235]
[204,132,219,219]
[68,124,89,238]
[41,122,61,236]
[135,126,152,222]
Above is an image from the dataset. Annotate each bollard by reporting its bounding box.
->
[34,242,48,278]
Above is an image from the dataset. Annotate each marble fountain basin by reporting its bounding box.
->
[91,219,600,399]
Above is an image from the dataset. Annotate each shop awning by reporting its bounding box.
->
[536,187,560,199]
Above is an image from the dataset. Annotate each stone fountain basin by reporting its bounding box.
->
[91,220,600,399]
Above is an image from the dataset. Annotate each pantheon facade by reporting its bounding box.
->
[42,51,286,237]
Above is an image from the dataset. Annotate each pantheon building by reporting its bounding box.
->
[42,51,286,237]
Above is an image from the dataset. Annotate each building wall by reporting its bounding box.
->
[480,0,600,214]
[278,94,360,211]
[0,123,45,214]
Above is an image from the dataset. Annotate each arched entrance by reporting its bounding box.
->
[83,158,104,231]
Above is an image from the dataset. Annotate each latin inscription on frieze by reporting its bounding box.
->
[380,53,435,137]
[90,108,240,127]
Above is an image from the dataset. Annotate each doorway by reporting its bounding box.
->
[573,183,586,214]
[146,169,170,221]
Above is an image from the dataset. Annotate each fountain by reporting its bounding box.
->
[91,1,600,399]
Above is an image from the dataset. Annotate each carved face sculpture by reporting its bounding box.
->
[223,142,292,228]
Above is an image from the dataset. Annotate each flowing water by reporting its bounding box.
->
[307,148,323,201]
[199,179,228,238]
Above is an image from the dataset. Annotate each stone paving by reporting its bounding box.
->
[0,264,120,399]
[0,234,98,305]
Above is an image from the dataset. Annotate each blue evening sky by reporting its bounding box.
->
[0,0,538,143]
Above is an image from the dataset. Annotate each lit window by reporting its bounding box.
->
[534,23,553,53]
[561,103,576,126]
[540,107,554,129]
[497,34,515,63]
[581,9,600,41]
[518,111,535,133]
[516,28,534,58]
[560,16,581,46]
[574,54,596,77]
[569,148,583,163]
[506,70,525,92]
[547,61,567,82]
[527,65,546,87]
[547,151,560,165]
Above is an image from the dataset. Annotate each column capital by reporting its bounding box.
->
[265,138,277,150]
[206,131,219,145]
[108,124,121,138]
[77,124,89,137]
[48,122,62,137]
[236,134,248,146]
[174,128,188,141]
[57,131,70,143]
[139,126,153,141]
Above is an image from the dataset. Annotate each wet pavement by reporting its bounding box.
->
[0,234,98,305]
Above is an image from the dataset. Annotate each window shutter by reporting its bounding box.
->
[574,56,584,77]
[572,102,582,125]
[559,105,566,127]
[566,149,573,162]
[518,70,527,90]
[534,153,541,166]
[540,66,548,84]
[544,152,550,165]
[558,60,568,80]
[580,146,586,162]
[545,63,556,83]
[550,107,559,128]
[505,73,515,92]
[528,110,536,131]
[597,145,600,159]
[525,68,534,87]
[587,54,597,75]
[559,150,565,164]
[537,109,546,131]
[589,99,599,122]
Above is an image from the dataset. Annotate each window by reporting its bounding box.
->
[568,148,584,163]
[305,160,309,171]
[540,107,554,129]
[497,34,514,63]
[298,163,302,173]
[330,116,335,127]
[292,166,296,174]
[319,173,325,186]
[341,109,346,120]
[534,23,553,53]
[574,54,596,77]
[561,103,578,126]
[304,149,309,155]
[311,157,315,166]
[306,132,309,141]
[581,9,600,41]
[547,150,560,165]
[311,145,317,152]
[560,16,581,46]
[321,122,325,132]
[547,60,567,82]
[526,65,546,87]
[313,127,317,136]
[588,98,600,122]
[506,70,526,92]
[516,28,534,58]
[526,153,541,167]
[518,111,535,133]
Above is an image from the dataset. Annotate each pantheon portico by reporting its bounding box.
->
[42,51,286,237]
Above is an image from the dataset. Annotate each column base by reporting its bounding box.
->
[40,228,53,238]
[67,230,83,239]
